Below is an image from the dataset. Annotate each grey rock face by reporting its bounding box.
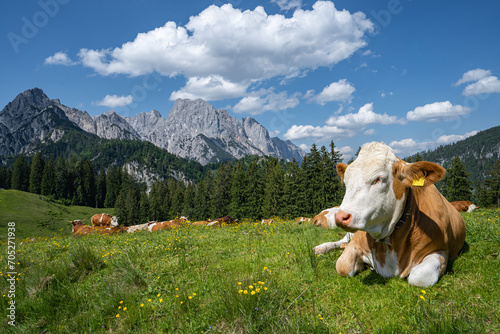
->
[1,89,304,165]
[126,98,305,164]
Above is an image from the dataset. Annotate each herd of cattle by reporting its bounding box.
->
[69,142,480,287]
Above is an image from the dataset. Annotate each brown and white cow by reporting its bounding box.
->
[295,217,312,223]
[207,216,236,227]
[124,223,150,233]
[450,201,478,213]
[91,213,119,227]
[70,221,124,237]
[315,142,466,287]
[147,220,182,232]
[313,207,354,252]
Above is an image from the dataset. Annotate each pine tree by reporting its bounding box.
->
[244,160,263,219]
[41,156,56,196]
[29,152,45,194]
[414,153,424,162]
[149,180,167,221]
[11,156,30,192]
[139,192,150,223]
[442,156,472,202]
[104,165,122,208]
[210,163,233,218]
[95,168,107,208]
[282,158,306,218]
[262,158,284,218]
[82,159,96,207]
[193,174,212,220]
[0,166,11,189]
[182,182,196,219]
[54,156,68,200]
[482,159,500,207]
[229,160,246,219]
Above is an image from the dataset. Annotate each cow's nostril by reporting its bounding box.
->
[335,211,352,227]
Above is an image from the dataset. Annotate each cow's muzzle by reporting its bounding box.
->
[335,211,353,228]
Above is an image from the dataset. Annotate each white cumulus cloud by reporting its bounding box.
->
[454,68,491,86]
[170,76,247,101]
[45,52,78,66]
[271,0,302,11]
[462,76,500,96]
[406,101,471,122]
[77,1,373,100]
[309,79,355,105]
[96,94,133,108]
[326,102,404,128]
[232,89,300,115]
[283,124,355,141]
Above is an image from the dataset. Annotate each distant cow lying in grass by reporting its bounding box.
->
[450,201,478,213]
[315,142,465,287]
[91,213,118,227]
[70,220,124,237]
[295,217,312,223]
[207,216,236,227]
[124,223,150,233]
[147,220,182,232]
[313,207,354,253]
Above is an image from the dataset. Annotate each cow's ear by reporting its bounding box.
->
[336,163,348,179]
[401,161,446,187]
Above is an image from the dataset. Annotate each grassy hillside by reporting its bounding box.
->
[0,207,498,333]
[0,190,115,239]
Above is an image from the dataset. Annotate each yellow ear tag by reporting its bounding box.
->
[412,177,425,187]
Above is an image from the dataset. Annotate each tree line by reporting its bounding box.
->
[1,144,498,226]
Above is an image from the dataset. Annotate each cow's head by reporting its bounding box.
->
[335,142,445,239]
[69,220,84,232]
[110,216,119,227]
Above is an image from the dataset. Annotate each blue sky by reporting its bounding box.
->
[2,0,499,160]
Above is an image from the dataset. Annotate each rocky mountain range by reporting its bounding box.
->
[0,88,304,165]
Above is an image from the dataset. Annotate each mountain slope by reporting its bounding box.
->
[0,88,305,165]
[406,125,500,184]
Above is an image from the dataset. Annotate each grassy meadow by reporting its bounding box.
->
[0,190,499,333]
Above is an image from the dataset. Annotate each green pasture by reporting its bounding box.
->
[0,190,498,333]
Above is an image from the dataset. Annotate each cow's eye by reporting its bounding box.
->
[372,177,385,185]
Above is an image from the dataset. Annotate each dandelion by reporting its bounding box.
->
[123,307,127,311]
[237,282,242,285]
[160,299,163,303]
[116,314,120,318]
[249,285,254,289]
[118,306,122,309]
[157,293,161,297]
[148,299,151,302]
[238,290,243,294]
[176,295,179,298]
[251,291,256,295]
[243,290,248,294]
[421,289,426,294]
[192,293,196,296]
[119,301,123,304]
[420,295,426,301]
[140,304,144,307]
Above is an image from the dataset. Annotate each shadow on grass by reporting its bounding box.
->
[362,271,391,286]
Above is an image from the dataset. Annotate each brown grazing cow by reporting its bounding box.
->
[315,142,465,287]
[70,221,124,237]
[450,201,478,213]
[91,213,118,227]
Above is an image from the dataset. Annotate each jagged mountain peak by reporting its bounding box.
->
[0,89,305,165]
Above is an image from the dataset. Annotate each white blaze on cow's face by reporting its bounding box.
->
[336,142,407,239]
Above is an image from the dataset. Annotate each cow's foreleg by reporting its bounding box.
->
[336,243,366,277]
[407,252,447,287]
[313,232,354,254]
